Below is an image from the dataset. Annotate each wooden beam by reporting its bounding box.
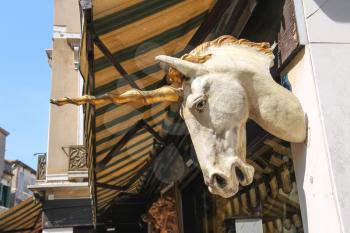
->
[30,210,42,231]
[141,120,166,146]
[80,0,91,10]
[91,31,140,89]
[84,6,99,225]
[95,119,166,173]
[96,120,144,171]
[96,155,157,191]
[94,0,232,218]
[96,182,125,190]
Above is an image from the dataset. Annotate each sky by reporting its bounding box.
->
[0,1,54,169]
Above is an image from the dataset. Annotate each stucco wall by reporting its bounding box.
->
[303,0,350,232]
[46,0,82,179]
[47,38,80,176]
[286,48,342,233]
[54,0,80,33]
[10,165,36,206]
[286,0,350,232]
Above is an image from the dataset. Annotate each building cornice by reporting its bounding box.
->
[28,181,88,191]
[0,127,9,136]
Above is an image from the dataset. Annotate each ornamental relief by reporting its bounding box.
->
[143,195,179,233]
[37,154,46,180]
[68,146,87,171]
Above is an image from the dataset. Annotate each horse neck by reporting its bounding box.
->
[195,45,305,142]
[237,72,306,143]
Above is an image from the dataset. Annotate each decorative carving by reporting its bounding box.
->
[143,196,179,233]
[51,35,306,198]
[68,145,87,171]
[37,154,46,180]
[155,35,306,198]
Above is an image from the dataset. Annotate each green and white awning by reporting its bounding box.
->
[0,198,42,233]
[80,0,217,219]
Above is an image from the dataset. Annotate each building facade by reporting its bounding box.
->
[0,127,9,181]
[1,0,350,233]
[0,128,10,212]
[10,160,36,207]
[0,128,37,212]
[29,0,93,232]
[70,0,350,232]
[0,160,12,212]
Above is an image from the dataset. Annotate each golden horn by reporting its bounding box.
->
[50,86,182,106]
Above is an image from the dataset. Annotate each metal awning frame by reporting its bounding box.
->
[80,0,170,222]
[2,212,41,233]
[79,0,232,223]
[0,198,43,233]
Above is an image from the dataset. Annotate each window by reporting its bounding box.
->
[0,184,11,207]
[18,171,24,192]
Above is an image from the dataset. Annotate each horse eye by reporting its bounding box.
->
[195,99,206,112]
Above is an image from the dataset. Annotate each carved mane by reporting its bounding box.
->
[191,35,273,56]
[168,35,274,84]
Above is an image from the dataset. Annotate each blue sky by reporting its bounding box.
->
[0,1,54,169]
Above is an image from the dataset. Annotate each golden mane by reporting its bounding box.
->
[167,35,273,84]
[189,35,273,57]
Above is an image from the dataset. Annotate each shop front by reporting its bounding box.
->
[137,0,307,232]
[49,0,348,232]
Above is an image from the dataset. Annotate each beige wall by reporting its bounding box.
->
[11,164,36,206]
[29,0,89,205]
[54,0,81,33]
[47,39,80,176]
[286,1,350,232]
[29,0,90,202]
[47,0,82,178]
[285,48,342,233]
[46,187,90,199]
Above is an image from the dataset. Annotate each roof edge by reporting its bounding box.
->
[0,127,10,136]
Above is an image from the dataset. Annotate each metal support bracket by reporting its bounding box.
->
[91,30,140,89]
[96,119,167,173]
[80,0,92,10]
[95,120,145,172]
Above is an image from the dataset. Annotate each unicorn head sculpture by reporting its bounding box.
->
[51,35,306,198]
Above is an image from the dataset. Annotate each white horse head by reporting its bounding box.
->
[51,35,306,198]
[155,36,306,197]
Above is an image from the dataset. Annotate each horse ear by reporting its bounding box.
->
[155,55,205,78]
[158,59,169,72]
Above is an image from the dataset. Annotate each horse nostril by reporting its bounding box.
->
[213,174,227,189]
[235,167,245,182]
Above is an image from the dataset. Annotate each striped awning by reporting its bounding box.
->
[80,0,217,219]
[0,198,42,233]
